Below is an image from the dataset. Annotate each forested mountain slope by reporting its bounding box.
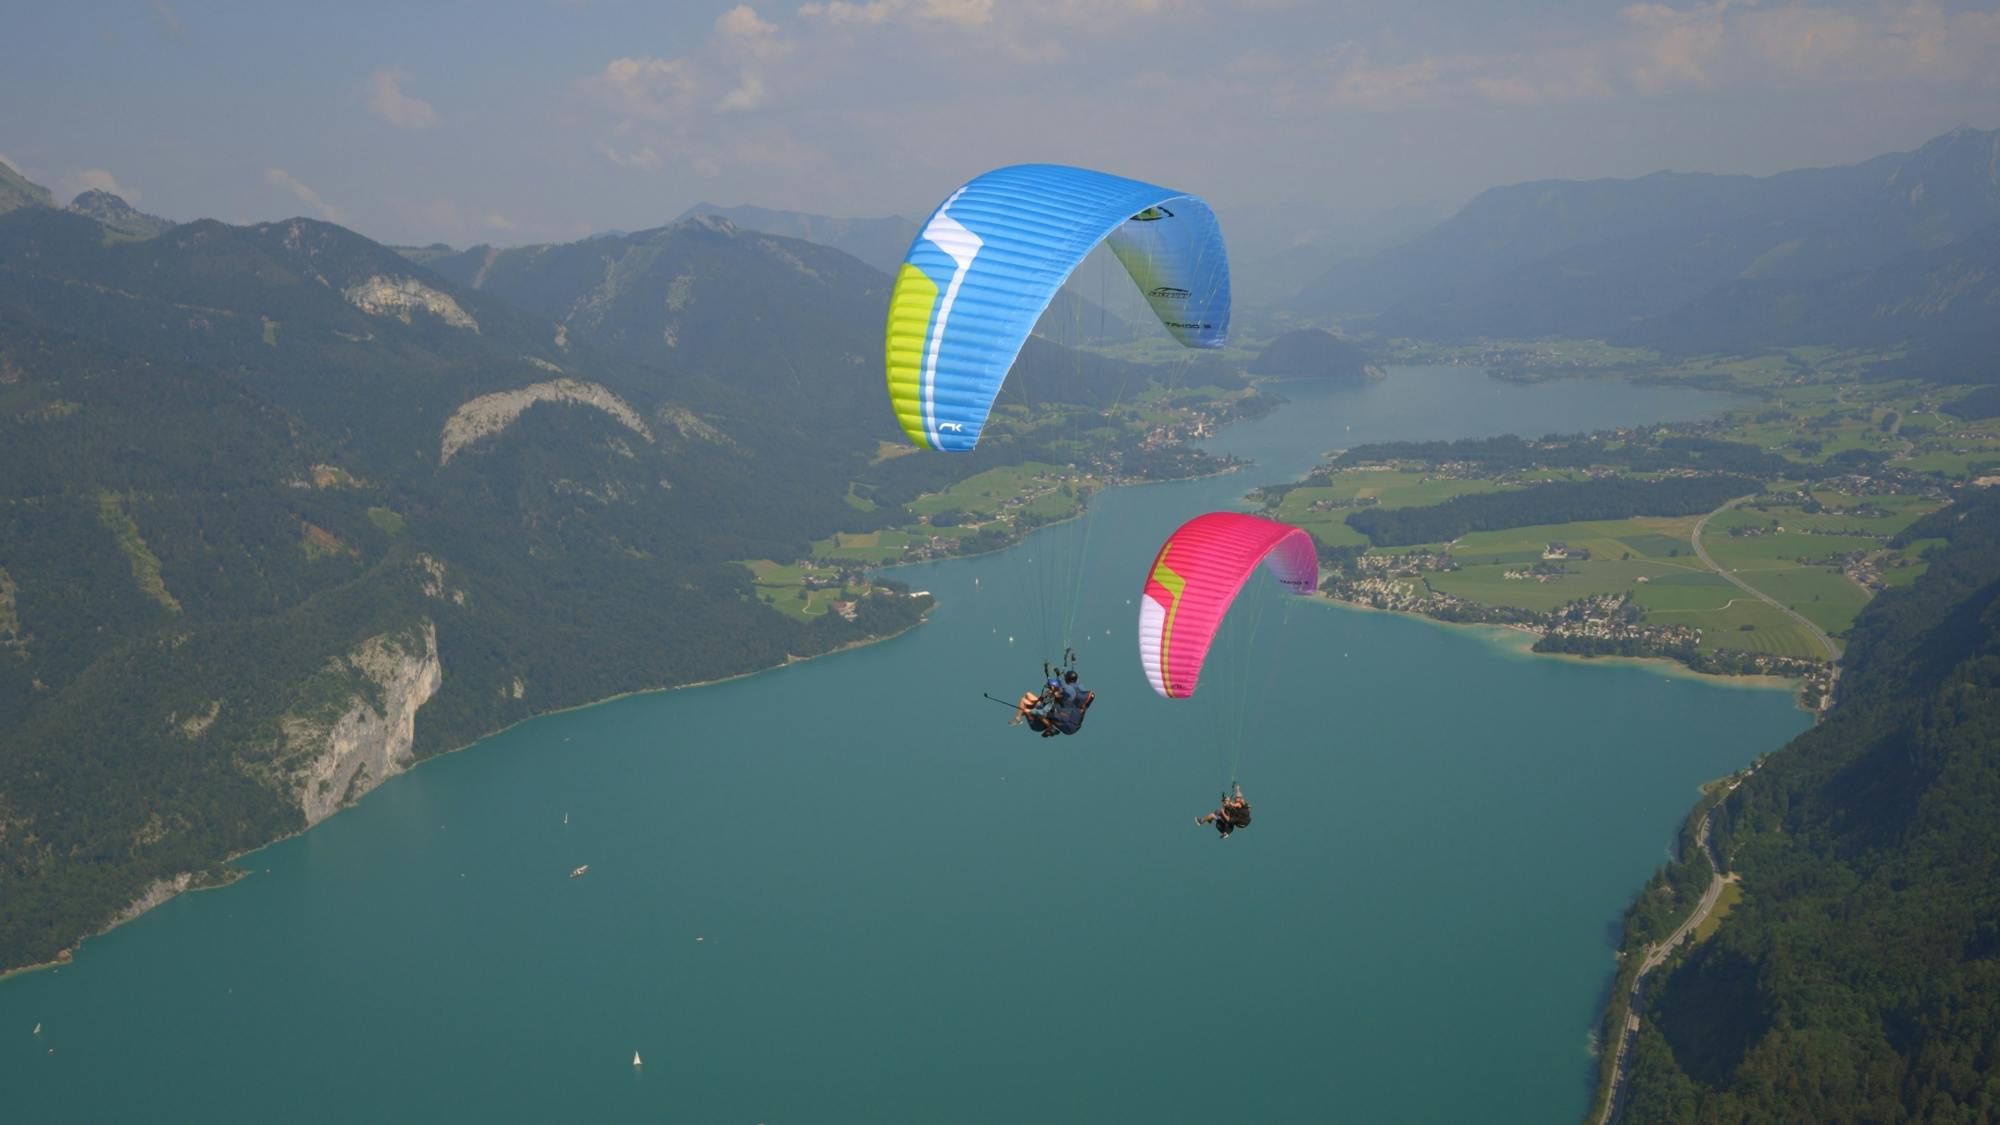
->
[1617,223,2000,374]
[1616,493,2000,1121]
[430,211,1135,355]
[0,189,952,971]
[670,201,915,275]
[1293,126,2000,349]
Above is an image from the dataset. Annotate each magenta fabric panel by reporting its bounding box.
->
[1139,512,1318,699]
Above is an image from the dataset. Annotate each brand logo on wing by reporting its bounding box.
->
[1148,286,1190,301]
[938,421,965,434]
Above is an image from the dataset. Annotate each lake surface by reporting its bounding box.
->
[1,369,1809,1123]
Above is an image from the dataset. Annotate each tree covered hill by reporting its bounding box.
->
[1616,222,2000,375]
[670,200,916,275]
[1292,125,2000,355]
[1246,327,1374,379]
[0,179,1018,971]
[430,211,1136,356]
[0,159,52,215]
[63,189,173,240]
[1614,492,2000,1121]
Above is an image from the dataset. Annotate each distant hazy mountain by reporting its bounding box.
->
[0,159,53,214]
[1621,223,2000,371]
[1246,328,1376,378]
[672,202,1140,346]
[64,189,174,239]
[673,201,914,275]
[1292,125,2000,347]
[432,214,1142,368]
[390,241,457,265]
[1224,199,1453,308]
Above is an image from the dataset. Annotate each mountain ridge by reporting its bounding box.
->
[1292,126,2000,355]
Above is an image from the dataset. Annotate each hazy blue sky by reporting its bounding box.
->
[5,0,1997,246]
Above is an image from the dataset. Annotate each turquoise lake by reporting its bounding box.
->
[1,369,1811,1122]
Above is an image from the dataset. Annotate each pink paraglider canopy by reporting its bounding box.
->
[1138,512,1319,699]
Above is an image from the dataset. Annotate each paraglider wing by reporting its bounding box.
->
[884,164,1231,452]
[1137,513,1318,699]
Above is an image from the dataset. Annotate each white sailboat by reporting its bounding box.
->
[632,1050,643,1068]
[563,812,569,825]
[33,1022,41,1035]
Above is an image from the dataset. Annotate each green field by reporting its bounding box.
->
[1449,515,1704,565]
[1272,471,1509,548]
[1428,560,1666,612]
[742,558,876,623]
[1689,599,1826,658]
[1280,345,1968,669]
[1362,508,1839,656]
[1629,570,1742,613]
[904,461,1091,521]
[810,528,924,564]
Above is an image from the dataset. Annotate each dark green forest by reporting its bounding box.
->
[1609,493,2000,1122]
[0,187,1211,972]
[1345,475,1760,546]
[1325,432,1794,478]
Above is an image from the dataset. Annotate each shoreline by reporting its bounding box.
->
[877,461,1246,570]
[0,608,935,982]
[1308,593,1805,698]
[7,440,1242,979]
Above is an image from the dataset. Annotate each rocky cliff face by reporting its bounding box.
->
[286,623,442,826]
[342,275,480,331]
[439,377,651,463]
[107,873,195,929]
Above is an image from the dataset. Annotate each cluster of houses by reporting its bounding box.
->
[1539,593,1699,651]
[1321,575,1464,616]
[1139,414,1219,450]
[1305,495,1380,512]
[1350,551,1456,575]
[799,569,864,590]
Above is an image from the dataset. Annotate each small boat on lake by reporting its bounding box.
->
[570,864,589,879]
[633,1050,643,1068]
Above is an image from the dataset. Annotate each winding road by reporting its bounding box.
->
[1690,496,1840,663]
[1592,497,1852,1121]
[1592,773,1751,1125]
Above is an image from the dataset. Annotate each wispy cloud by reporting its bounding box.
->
[580,4,821,175]
[796,0,993,28]
[582,56,698,123]
[1291,0,2000,112]
[366,68,440,130]
[596,141,665,170]
[265,167,342,222]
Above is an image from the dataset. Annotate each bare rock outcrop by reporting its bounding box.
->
[439,378,651,463]
[342,275,479,332]
[284,623,442,826]
[108,873,195,929]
